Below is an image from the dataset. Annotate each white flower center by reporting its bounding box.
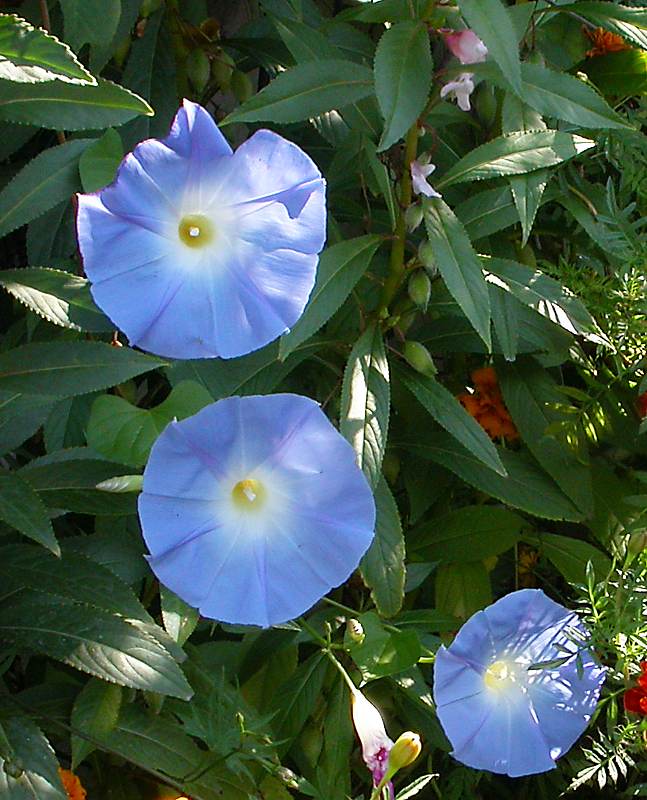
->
[484,659,521,692]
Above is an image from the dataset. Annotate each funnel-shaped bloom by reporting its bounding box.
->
[433,589,605,777]
[444,30,488,65]
[77,100,326,359]
[351,687,394,796]
[138,394,375,627]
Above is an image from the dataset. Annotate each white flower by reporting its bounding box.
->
[440,72,476,112]
[410,159,441,199]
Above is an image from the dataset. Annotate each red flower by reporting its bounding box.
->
[637,391,647,419]
[624,662,647,715]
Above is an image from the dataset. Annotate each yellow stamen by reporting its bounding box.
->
[178,214,215,248]
[232,478,265,510]
[484,660,518,691]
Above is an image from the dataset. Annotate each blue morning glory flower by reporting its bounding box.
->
[433,589,606,777]
[77,100,326,359]
[138,393,376,627]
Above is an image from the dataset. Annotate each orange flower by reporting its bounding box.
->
[458,367,518,441]
[471,366,498,394]
[637,391,647,419]
[585,26,630,58]
[58,769,86,800]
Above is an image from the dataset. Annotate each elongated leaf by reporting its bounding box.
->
[423,198,491,347]
[525,531,611,585]
[86,380,212,467]
[0,716,66,800]
[455,184,520,240]
[585,49,647,96]
[498,360,594,516]
[490,284,518,361]
[0,13,94,84]
[60,0,121,51]
[396,363,506,476]
[436,130,594,188]
[0,592,193,699]
[79,127,123,192]
[0,391,55,456]
[346,611,419,680]
[224,59,374,124]
[340,324,389,488]
[458,0,521,92]
[0,77,153,130]
[411,505,524,562]
[479,61,631,130]
[0,268,112,332]
[360,477,405,617]
[556,2,647,50]
[271,652,328,747]
[0,341,165,397]
[71,679,122,768]
[279,235,382,359]
[374,21,431,151]
[405,430,582,520]
[160,587,199,647]
[435,561,492,620]
[0,472,58,554]
[0,139,90,240]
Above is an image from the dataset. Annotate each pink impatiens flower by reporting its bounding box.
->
[351,687,394,793]
[441,29,488,112]
[410,159,441,199]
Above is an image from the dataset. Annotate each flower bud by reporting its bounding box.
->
[408,271,431,310]
[418,240,436,272]
[405,203,424,232]
[403,341,436,376]
[346,618,365,644]
[231,70,254,103]
[186,49,211,95]
[212,50,236,91]
[276,767,299,789]
[387,731,422,772]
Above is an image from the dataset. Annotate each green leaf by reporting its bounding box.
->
[317,679,354,800]
[0,77,153,130]
[396,363,506,476]
[160,587,199,647]
[271,652,328,747]
[345,611,420,681]
[455,184,520,240]
[483,257,605,342]
[555,2,647,50]
[396,776,437,800]
[479,60,631,130]
[374,21,431,151]
[436,130,594,188]
[279,235,382,359]
[423,197,491,348]
[435,561,492,621]
[457,0,521,93]
[525,531,611,585]
[86,380,213,467]
[336,0,427,23]
[585,49,647,97]
[0,342,166,397]
[224,59,374,124]
[490,284,519,361]
[0,716,67,800]
[411,505,525,562]
[0,592,193,699]
[71,679,122,768]
[0,472,58,554]
[498,360,594,516]
[340,324,389,489]
[79,127,123,192]
[0,268,112,332]
[360,477,405,618]
[0,13,94,84]
[0,391,55,457]
[406,430,582,520]
[59,0,121,51]
[0,139,91,240]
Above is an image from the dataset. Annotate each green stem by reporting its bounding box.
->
[323,648,357,693]
[378,124,419,315]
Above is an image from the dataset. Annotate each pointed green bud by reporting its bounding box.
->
[403,341,436,376]
[231,70,254,103]
[212,50,236,90]
[405,203,424,232]
[418,240,436,273]
[387,732,422,773]
[408,270,431,310]
[186,49,211,94]
[96,474,144,493]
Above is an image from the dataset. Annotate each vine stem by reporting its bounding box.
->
[378,123,419,316]
[38,0,66,145]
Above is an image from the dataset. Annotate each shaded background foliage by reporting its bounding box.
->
[1,0,647,798]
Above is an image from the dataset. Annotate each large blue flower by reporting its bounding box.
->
[77,100,326,359]
[138,393,375,627]
[433,589,606,777]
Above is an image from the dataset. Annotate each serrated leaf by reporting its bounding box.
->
[0,391,55,457]
[411,505,524,562]
[0,716,67,800]
[271,652,328,748]
[279,235,382,359]
[340,324,389,489]
[0,341,165,397]
[0,13,94,84]
[436,130,594,188]
[435,561,492,621]
[86,380,213,467]
[458,0,521,92]
[406,430,582,520]
[60,0,121,51]
[160,587,199,647]
[79,127,123,192]
[0,268,112,332]
[0,77,153,130]
[479,60,631,130]
[0,139,91,240]
[346,611,420,681]
[423,198,491,348]
[556,2,647,50]
[360,477,405,618]
[396,362,506,476]
[71,679,122,768]
[0,472,58,554]
[224,59,374,124]
[490,284,518,361]
[0,592,193,699]
[455,184,520,240]
[374,21,431,151]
